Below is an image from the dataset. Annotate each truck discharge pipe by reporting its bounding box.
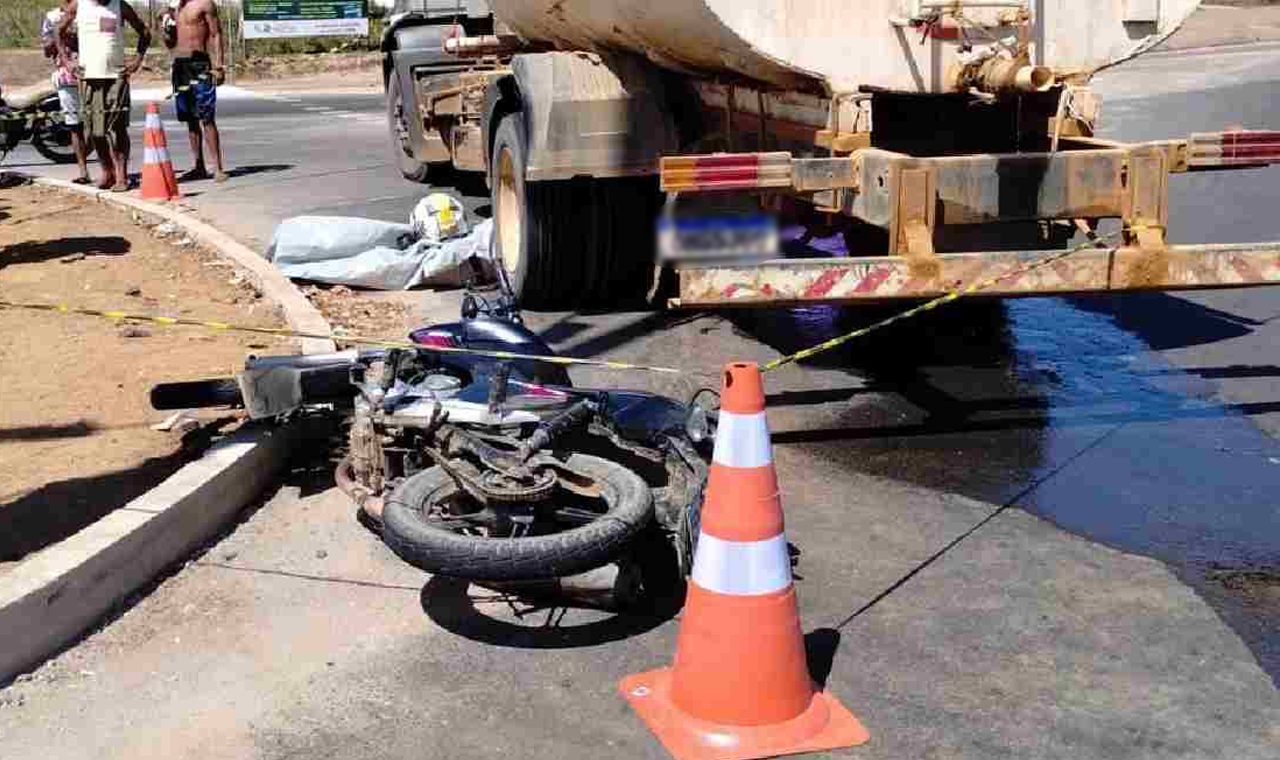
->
[953,54,1056,94]
[443,34,525,57]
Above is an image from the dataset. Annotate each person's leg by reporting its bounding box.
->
[182,120,209,180]
[109,78,131,191]
[58,84,90,182]
[84,81,116,189]
[195,77,225,181]
[202,120,226,181]
[174,71,209,180]
[70,127,89,181]
[94,136,115,188]
[110,129,128,191]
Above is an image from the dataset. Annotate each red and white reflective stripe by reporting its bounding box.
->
[144,112,162,130]
[1189,131,1280,167]
[712,409,772,468]
[144,147,169,165]
[691,532,792,596]
[661,152,793,193]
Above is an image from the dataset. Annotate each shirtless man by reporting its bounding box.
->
[162,0,226,182]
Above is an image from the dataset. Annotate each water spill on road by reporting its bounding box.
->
[736,294,1280,684]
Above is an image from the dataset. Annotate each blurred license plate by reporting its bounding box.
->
[658,215,779,261]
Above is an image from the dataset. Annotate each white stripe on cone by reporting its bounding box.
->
[143,147,170,165]
[691,532,791,596]
[144,113,162,130]
[712,410,773,469]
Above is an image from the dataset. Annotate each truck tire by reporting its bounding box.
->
[490,113,660,309]
[387,73,432,183]
[491,112,564,306]
[381,453,653,581]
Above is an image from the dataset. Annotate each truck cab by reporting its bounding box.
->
[382,0,494,182]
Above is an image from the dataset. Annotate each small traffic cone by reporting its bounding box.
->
[140,102,180,201]
[620,362,869,760]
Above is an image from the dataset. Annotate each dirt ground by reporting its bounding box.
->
[300,284,409,342]
[0,180,289,574]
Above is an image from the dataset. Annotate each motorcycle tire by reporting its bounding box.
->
[382,453,653,581]
[31,129,78,165]
[150,378,243,410]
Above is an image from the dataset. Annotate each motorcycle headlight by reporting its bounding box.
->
[685,402,711,444]
[684,388,720,445]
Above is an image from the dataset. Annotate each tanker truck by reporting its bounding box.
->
[382,1,1280,309]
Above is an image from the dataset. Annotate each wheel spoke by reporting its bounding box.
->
[552,506,604,525]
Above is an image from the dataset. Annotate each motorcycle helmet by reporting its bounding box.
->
[410,193,469,243]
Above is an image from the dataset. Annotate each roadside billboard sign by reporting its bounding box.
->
[242,1,370,39]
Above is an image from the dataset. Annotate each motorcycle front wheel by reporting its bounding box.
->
[381,453,653,581]
[32,124,91,165]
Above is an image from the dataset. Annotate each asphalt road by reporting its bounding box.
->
[3,44,1280,758]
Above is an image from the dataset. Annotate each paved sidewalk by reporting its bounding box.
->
[1,445,1277,759]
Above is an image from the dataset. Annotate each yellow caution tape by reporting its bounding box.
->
[762,229,1126,372]
[0,299,686,375]
[0,229,1120,379]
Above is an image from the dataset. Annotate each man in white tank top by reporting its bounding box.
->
[55,0,151,192]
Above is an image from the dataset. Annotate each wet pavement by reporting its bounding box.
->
[500,47,1280,684]
[695,54,1280,683]
[730,295,1280,686]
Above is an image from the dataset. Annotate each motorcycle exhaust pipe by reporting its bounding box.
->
[335,455,384,521]
[478,560,644,612]
[244,349,359,370]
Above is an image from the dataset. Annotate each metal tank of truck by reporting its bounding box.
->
[383,1,1280,308]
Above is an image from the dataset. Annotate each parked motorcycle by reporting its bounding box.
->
[150,288,717,607]
[0,82,90,165]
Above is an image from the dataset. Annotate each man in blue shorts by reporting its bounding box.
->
[163,0,227,182]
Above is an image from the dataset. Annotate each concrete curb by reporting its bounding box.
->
[23,175,335,355]
[0,177,336,683]
[0,424,310,683]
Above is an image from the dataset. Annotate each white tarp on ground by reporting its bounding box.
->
[266,216,494,290]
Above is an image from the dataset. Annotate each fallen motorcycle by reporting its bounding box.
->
[0,82,91,165]
[150,289,716,607]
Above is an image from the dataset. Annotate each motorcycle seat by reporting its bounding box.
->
[2,85,57,111]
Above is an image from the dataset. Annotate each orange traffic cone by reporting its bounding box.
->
[620,362,869,760]
[140,102,180,201]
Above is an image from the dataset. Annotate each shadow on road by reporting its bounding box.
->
[1,235,130,267]
[0,420,234,563]
[0,421,98,442]
[1070,292,1262,351]
[223,164,294,180]
[419,574,680,649]
[543,310,712,361]
[804,628,841,688]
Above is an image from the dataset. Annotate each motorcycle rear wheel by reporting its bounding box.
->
[32,127,80,165]
[382,453,653,581]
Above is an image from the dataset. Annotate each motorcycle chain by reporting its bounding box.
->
[424,445,558,504]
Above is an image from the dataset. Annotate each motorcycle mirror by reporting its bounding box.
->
[685,387,720,444]
[686,402,719,444]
